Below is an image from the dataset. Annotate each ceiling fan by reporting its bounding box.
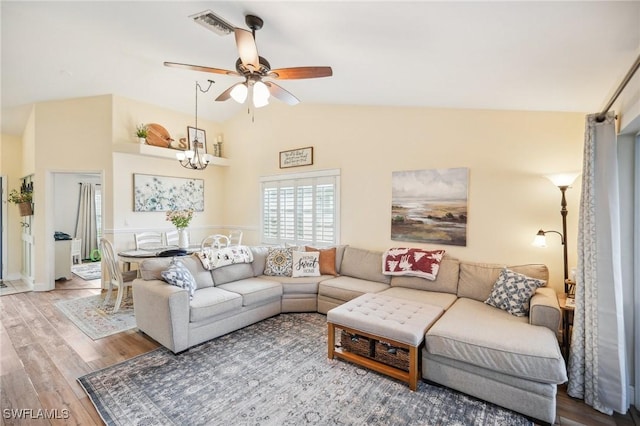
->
[164,14,333,108]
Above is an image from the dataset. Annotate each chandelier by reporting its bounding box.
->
[176,80,215,170]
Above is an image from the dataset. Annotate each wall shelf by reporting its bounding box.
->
[113,143,230,167]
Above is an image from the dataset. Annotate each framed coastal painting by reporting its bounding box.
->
[133,174,204,212]
[391,167,468,246]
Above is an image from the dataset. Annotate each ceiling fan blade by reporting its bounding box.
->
[234,28,259,71]
[215,84,237,102]
[164,62,240,76]
[268,66,333,80]
[266,82,299,106]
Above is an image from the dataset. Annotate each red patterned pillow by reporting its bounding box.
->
[382,248,446,281]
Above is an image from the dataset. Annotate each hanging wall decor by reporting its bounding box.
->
[391,167,468,246]
[133,174,204,212]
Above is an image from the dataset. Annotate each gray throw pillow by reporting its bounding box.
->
[161,257,197,299]
[485,268,545,316]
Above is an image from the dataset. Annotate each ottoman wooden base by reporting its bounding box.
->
[327,293,444,391]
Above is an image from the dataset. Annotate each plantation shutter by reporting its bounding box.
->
[261,169,340,246]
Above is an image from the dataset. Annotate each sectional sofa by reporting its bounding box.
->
[132,245,567,424]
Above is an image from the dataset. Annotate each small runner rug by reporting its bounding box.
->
[71,262,102,280]
[78,313,532,426]
[55,293,136,340]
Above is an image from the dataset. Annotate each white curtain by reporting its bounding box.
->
[567,112,627,414]
[74,183,97,260]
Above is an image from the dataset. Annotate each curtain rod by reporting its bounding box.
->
[596,53,640,122]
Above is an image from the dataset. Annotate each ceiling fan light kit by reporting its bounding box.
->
[165,13,333,111]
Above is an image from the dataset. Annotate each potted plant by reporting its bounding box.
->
[8,189,33,216]
[135,124,148,144]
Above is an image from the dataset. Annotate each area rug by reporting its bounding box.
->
[55,293,136,340]
[71,262,102,280]
[78,313,533,426]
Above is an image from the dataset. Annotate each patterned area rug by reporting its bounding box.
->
[78,313,533,426]
[71,262,102,280]
[55,293,136,339]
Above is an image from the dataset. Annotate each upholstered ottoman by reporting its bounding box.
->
[327,292,443,390]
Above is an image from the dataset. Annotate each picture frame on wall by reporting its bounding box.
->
[187,126,207,156]
[279,146,314,168]
[133,173,204,212]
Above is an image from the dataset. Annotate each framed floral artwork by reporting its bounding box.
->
[133,174,204,212]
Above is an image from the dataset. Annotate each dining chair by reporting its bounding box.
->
[70,238,82,265]
[100,238,138,313]
[228,230,243,246]
[201,234,231,250]
[134,232,163,250]
[164,229,179,246]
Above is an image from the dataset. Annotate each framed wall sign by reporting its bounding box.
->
[279,147,314,168]
[187,126,207,156]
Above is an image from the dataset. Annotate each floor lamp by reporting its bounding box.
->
[532,172,580,294]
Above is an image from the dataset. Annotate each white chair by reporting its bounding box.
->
[100,238,137,313]
[70,238,82,265]
[228,230,243,246]
[134,232,163,250]
[201,234,230,250]
[164,229,179,246]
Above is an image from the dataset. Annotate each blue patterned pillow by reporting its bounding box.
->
[484,268,545,316]
[263,247,293,276]
[161,258,197,299]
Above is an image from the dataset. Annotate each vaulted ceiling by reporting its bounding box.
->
[2,1,639,136]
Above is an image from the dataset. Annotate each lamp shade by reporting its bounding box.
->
[532,230,547,247]
[230,83,248,103]
[253,81,270,108]
[544,171,581,187]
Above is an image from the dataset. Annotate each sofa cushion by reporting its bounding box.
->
[259,275,328,295]
[457,262,548,302]
[291,250,320,277]
[339,247,390,284]
[319,276,390,302]
[140,255,214,289]
[217,278,283,307]
[264,247,294,277]
[189,287,243,323]
[485,268,546,316]
[305,246,337,275]
[161,258,197,298]
[425,298,566,384]
[390,256,459,294]
[378,287,458,311]
[250,246,270,276]
[211,263,255,286]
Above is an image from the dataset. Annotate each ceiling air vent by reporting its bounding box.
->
[190,10,235,36]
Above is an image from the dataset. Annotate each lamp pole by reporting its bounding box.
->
[559,185,569,292]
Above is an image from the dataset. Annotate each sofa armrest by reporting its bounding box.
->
[132,279,190,353]
[529,287,561,334]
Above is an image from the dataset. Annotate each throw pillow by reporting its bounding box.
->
[291,251,321,277]
[161,257,197,299]
[382,248,446,280]
[484,268,546,316]
[305,246,338,275]
[263,247,294,277]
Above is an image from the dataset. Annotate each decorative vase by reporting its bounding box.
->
[138,137,146,144]
[18,202,33,216]
[178,228,189,249]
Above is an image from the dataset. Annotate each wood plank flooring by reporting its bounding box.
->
[0,277,637,425]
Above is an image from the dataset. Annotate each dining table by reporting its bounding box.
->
[117,245,200,271]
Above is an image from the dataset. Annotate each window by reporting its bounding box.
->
[261,169,340,246]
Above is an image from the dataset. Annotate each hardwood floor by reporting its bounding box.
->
[0,277,637,425]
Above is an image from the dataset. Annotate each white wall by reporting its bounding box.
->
[53,173,101,238]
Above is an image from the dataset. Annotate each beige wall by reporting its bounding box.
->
[224,103,585,293]
[0,132,25,278]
